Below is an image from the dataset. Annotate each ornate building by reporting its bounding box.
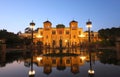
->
[20,20,98,48]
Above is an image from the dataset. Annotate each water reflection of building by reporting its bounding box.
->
[23,48,98,75]
[30,49,88,75]
[20,20,98,48]
[34,56,85,75]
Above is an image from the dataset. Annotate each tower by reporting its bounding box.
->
[44,20,52,30]
[70,20,78,29]
[43,20,52,47]
[69,20,79,47]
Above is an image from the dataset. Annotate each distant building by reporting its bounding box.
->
[20,20,98,48]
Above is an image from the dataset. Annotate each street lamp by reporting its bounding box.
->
[88,50,95,76]
[86,20,94,76]
[29,21,35,77]
[86,20,92,43]
[30,20,35,44]
[29,53,36,77]
[29,69,35,77]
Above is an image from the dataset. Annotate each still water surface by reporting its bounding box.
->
[0,48,120,77]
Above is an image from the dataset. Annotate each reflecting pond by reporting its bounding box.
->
[0,48,120,77]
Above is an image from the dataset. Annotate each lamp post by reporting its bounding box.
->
[88,51,95,76]
[29,21,35,77]
[86,20,94,76]
[30,20,35,45]
[86,20,92,43]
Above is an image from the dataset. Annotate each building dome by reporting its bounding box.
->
[44,20,51,24]
[86,20,92,25]
[70,20,78,23]
[56,24,65,28]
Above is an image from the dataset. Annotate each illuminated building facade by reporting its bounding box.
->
[20,20,98,48]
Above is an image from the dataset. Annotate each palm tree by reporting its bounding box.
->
[25,27,32,33]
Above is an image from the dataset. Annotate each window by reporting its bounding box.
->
[59,31,62,34]
[41,32,43,35]
[52,59,56,64]
[79,31,81,35]
[66,59,70,64]
[73,35,76,38]
[72,25,77,30]
[46,35,48,39]
[52,30,56,34]
[66,31,69,34]
[45,25,50,30]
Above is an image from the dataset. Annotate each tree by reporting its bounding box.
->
[25,27,32,33]
[0,29,23,48]
[17,31,22,35]
[98,27,120,46]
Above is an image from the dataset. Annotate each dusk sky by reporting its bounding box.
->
[0,0,120,33]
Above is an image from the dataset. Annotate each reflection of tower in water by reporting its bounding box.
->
[71,56,79,74]
[43,57,52,75]
[57,49,66,71]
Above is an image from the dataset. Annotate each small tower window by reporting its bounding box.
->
[59,31,62,34]
[79,31,81,35]
[41,32,43,35]
[46,35,48,39]
[52,30,56,34]
[73,35,76,38]
[66,31,69,34]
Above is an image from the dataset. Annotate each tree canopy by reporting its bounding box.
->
[98,27,120,46]
[0,29,23,47]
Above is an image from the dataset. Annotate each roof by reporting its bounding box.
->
[56,24,65,28]
[86,20,92,25]
[70,20,78,23]
[30,21,35,26]
[44,20,51,23]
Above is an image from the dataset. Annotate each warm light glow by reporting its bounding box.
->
[78,34,85,38]
[80,56,86,60]
[30,25,35,29]
[88,69,95,74]
[86,24,92,28]
[37,35,43,38]
[65,40,68,42]
[36,56,42,61]
[29,70,35,75]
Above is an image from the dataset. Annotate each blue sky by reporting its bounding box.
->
[0,0,120,33]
